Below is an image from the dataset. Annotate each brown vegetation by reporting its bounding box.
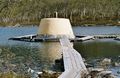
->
[0,0,119,26]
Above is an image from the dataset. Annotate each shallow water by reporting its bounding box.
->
[0,26,120,76]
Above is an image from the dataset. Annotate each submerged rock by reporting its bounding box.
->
[28,68,42,78]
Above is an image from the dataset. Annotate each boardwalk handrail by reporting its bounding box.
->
[58,37,88,78]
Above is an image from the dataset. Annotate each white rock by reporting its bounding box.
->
[37,72,43,75]
[114,62,120,67]
[99,71,112,76]
[101,58,111,65]
[91,68,104,72]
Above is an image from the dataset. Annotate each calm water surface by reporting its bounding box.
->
[0,26,120,75]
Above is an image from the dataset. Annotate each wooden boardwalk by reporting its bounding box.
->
[58,37,88,78]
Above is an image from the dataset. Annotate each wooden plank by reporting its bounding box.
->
[58,37,88,78]
[60,38,73,48]
[67,48,78,70]
[62,49,72,70]
[72,49,87,72]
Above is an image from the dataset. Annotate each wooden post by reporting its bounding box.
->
[55,12,58,18]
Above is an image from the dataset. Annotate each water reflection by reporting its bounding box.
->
[37,42,62,71]
[0,42,62,74]
[0,26,120,76]
[74,39,120,59]
[74,39,120,77]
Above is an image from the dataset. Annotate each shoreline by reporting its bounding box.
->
[0,23,120,27]
[0,25,120,27]
[0,19,120,27]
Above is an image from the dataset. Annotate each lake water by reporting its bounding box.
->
[0,26,120,76]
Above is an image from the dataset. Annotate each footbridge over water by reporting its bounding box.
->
[58,37,88,78]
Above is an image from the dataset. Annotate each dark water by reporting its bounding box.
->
[0,26,120,75]
[74,39,120,59]
[74,40,120,77]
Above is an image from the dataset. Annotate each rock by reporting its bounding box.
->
[91,68,104,72]
[89,68,104,78]
[114,62,120,67]
[101,58,111,65]
[118,21,120,24]
[99,70,112,76]
[37,72,43,75]
[109,75,116,78]
[85,63,94,68]
[28,68,43,78]
[117,70,120,74]
[28,68,34,73]
[82,58,86,62]
[41,69,57,75]
[118,56,120,58]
